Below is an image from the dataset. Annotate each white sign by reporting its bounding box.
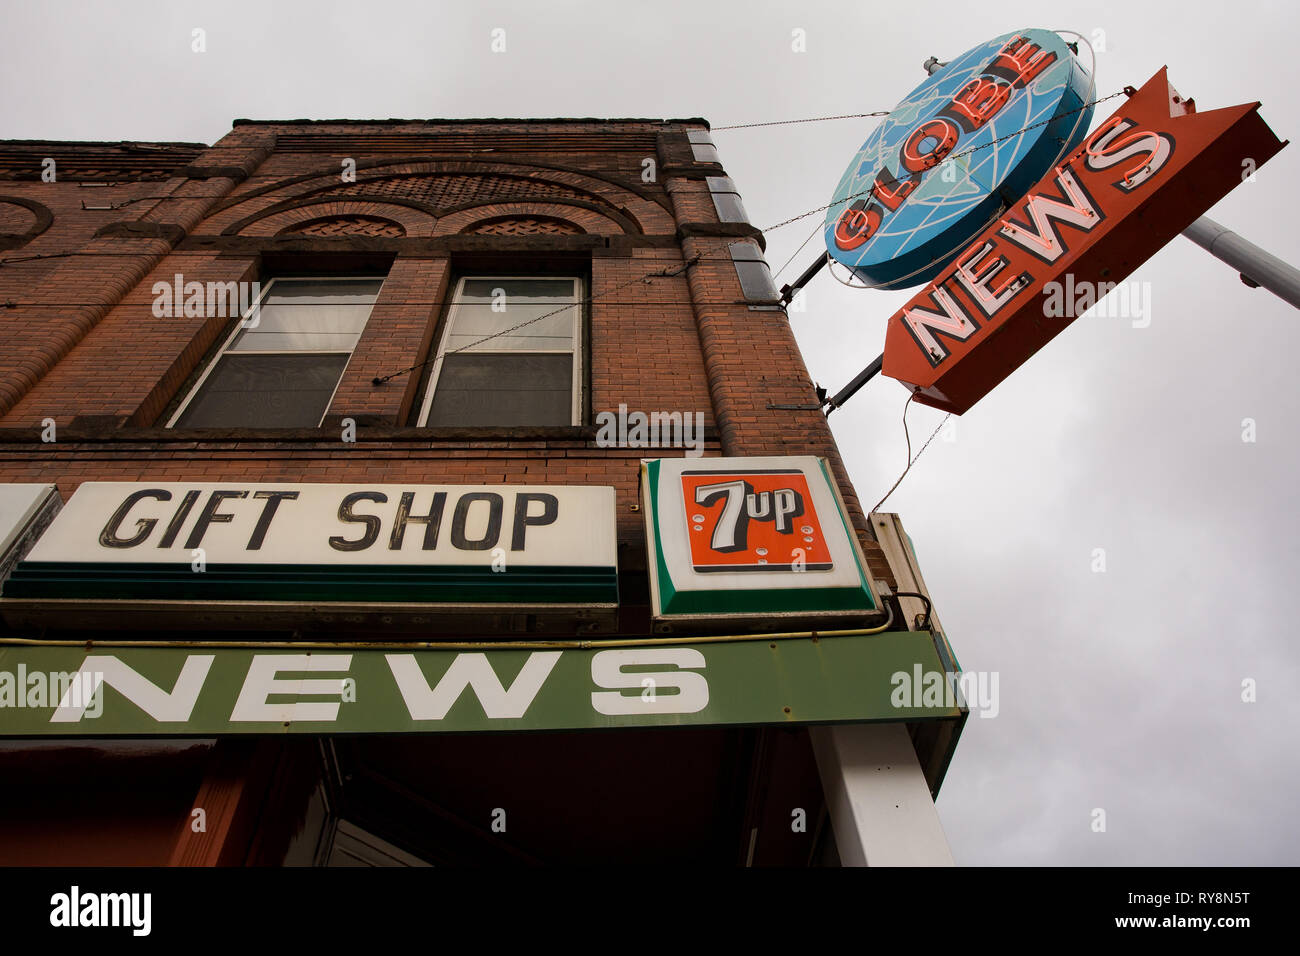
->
[25,482,616,568]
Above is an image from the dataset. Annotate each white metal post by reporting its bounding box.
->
[1182,216,1300,310]
[810,722,955,866]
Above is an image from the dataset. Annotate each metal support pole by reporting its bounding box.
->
[810,722,955,866]
[1183,216,1300,310]
[825,353,883,412]
[779,252,828,306]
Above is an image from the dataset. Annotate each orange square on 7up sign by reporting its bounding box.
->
[681,470,833,572]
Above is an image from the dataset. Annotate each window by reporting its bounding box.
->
[706,176,749,224]
[416,276,583,427]
[168,277,383,428]
[729,241,781,309]
[687,129,720,164]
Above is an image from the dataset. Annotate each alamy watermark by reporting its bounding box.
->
[50,885,150,936]
[595,404,705,458]
[0,666,103,716]
[152,274,262,324]
[1043,274,1152,328]
[890,665,999,718]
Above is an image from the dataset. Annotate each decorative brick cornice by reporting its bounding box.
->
[92,221,187,242]
[676,222,767,250]
[174,165,253,182]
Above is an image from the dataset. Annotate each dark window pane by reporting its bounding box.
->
[459,279,575,301]
[688,130,720,162]
[734,260,779,301]
[730,241,780,304]
[175,353,349,428]
[729,240,764,262]
[264,278,384,301]
[711,192,749,223]
[427,353,572,427]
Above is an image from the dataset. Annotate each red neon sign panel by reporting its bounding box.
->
[881,68,1288,414]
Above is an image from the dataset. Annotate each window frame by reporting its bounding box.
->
[706,175,750,224]
[165,275,384,429]
[687,129,721,164]
[729,241,782,311]
[414,274,585,428]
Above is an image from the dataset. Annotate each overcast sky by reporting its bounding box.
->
[2,0,1297,866]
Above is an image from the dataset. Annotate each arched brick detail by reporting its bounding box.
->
[279,215,406,238]
[322,172,602,212]
[0,196,53,250]
[197,160,672,236]
[436,202,618,236]
[464,216,584,236]
[232,200,437,237]
[0,203,36,233]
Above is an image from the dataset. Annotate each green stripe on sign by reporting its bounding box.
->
[3,562,618,604]
[652,584,877,615]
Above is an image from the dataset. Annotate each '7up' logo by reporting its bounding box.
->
[694,480,803,552]
[681,470,833,573]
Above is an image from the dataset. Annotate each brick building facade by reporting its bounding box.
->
[0,119,961,866]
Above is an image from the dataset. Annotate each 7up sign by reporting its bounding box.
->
[642,457,879,622]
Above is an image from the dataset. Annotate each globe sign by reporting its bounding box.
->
[824,29,1095,290]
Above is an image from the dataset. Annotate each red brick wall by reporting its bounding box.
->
[324,255,450,424]
[0,119,891,590]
